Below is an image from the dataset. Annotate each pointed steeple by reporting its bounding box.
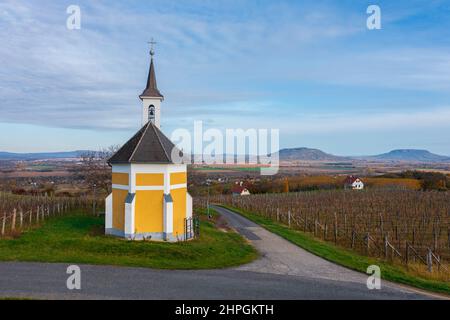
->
[140,40,164,128]
[140,50,164,99]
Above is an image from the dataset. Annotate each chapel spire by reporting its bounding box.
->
[140,39,164,128]
[140,39,164,99]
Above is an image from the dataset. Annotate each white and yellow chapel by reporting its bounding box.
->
[104,48,193,242]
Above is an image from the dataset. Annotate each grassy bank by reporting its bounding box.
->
[219,205,450,295]
[0,209,257,269]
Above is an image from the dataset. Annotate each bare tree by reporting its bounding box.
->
[77,145,120,195]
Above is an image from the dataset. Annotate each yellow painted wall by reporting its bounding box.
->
[136,173,164,186]
[171,187,187,236]
[112,188,128,231]
[170,172,187,185]
[135,190,164,233]
[112,172,129,185]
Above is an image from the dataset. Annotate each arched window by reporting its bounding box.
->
[148,105,155,123]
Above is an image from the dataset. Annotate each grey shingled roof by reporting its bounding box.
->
[139,57,164,99]
[108,121,184,164]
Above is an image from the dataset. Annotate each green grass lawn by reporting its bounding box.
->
[0,209,258,270]
[219,205,450,296]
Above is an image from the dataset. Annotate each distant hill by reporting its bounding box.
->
[0,150,89,160]
[278,148,450,163]
[1,148,449,163]
[369,149,450,162]
[279,147,347,161]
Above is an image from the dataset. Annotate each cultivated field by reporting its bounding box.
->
[202,189,450,278]
[0,192,94,237]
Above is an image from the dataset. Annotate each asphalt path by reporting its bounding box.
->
[0,206,440,300]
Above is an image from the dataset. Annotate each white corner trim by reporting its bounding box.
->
[112,184,129,191]
[186,192,193,219]
[163,195,173,235]
[112,164,131,174]
[135,185,165,191]
[105,193,113,229]
[170,183,187,190]
[131,164,170,173]
[124,196,136,236]
[168,164,187,173]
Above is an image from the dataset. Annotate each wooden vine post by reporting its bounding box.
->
[351,230,356,249]
[384,235,388,259]
[365,232,370,254]
[19,208,23,229]
[11,208,16,231]
[405,241,409,265]
[1,212,6,236]
[288,210,291,228]
[427,248,433,273]
[334,212,338,244]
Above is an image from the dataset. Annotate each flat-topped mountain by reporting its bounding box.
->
[369,149,450,162]
[278,147,347,161]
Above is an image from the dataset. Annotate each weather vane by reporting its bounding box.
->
[148,38,157,56]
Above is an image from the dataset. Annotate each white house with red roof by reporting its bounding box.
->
[344,175,364,190]
[231,181,251,196]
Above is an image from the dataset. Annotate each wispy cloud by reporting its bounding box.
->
[284,107,450,134]
[0,0,376,130]
[1,0,450,154]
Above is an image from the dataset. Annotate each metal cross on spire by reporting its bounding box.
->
[148,38,157,57]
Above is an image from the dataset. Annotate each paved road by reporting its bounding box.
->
[0,207,439,300]
[214,206,366,283]
[0,261,432,300]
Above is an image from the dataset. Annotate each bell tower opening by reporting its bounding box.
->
[148,105,156,123]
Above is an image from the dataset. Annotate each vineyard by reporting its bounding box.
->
[198,189,450,276]
[0,192,95,237]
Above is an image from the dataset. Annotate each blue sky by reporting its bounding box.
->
[1,0,450,155]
